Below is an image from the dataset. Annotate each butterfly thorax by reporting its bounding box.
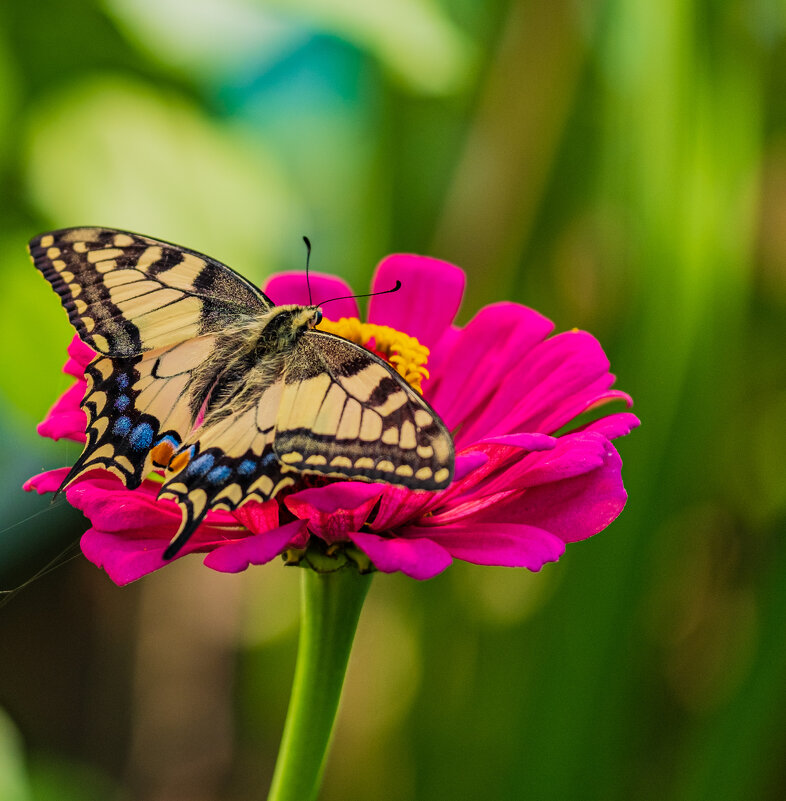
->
[250,304,322,358]
[196,305,322,425]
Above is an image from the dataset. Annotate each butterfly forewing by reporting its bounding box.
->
[274,331,454,489]
[29,227,272,356]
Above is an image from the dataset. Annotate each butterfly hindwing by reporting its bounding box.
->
[29,227,273,356]
[62,335,227,491]
[154,329,454,559]
[274,330,455,489]
[157,372,297,558]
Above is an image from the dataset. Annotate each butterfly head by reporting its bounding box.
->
[258,305,325,353]
[289,305,322,330]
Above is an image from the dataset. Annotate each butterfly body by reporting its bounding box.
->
[29,227,454,559]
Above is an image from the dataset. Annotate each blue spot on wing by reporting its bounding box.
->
[261,452,278,468]
[115,395,131,411]
[116,373,129,389]
[156,433,180,449]
[129,422,154,450]
[207,465,232,484]
[185,453,215,479]
[237,459,256,476]
[113,416,132,436]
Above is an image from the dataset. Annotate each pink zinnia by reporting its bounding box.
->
[25,255,638,584]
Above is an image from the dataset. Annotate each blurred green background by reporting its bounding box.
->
[1,0,785,799]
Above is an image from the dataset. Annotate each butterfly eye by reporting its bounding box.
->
[313,309,323,326]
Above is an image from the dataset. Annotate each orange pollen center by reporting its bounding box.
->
[317,317,430,394]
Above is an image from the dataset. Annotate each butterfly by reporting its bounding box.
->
[29,227,455,559]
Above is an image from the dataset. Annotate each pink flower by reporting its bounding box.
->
[25,255,638,585]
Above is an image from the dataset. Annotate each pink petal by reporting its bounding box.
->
[401,522,565,571]
[37,382,87,442]
[428,432,614,526]
[427,303,554,437]
[63,336,95,377]
[461,330,614,442]
[203,520,307,573]
[367,254,465,352]
[480,432,610,496]
[72,474,254,583]
[478,442,627,543]
[421,325,462,395]
[574,411,641,440]
[422,489,520,526]
[453,452,489,481]
[264,271,360,320]
[81,525,245,585]
[286,483,384,542]
[534,386,633,436]
[67,479,182,533]
[23,467,70,494]
[471,432,557,450]
[349,531,452,580]
[233,499,280,534]
[80,529,176,585]
[442,435,556,503]
[366,485,434,532]
[340,453,489,531]
[65,475,238,532]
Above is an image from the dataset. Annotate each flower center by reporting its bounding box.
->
[317,317,430,394]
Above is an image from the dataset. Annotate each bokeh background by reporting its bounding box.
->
[1,0,785,799]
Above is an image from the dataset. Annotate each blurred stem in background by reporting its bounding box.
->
[432,0,586,309]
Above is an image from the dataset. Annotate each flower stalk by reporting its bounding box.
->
[266,565,372,801]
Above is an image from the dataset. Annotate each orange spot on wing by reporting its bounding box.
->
[168,450,191,473]
[151,440,177,467]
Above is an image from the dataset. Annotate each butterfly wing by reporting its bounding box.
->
[61,335,232,492]
[275,330,455,488]
[29,227,273,356]
[29,227,274,494]
[155,330,455,559]
[157,363,297,559]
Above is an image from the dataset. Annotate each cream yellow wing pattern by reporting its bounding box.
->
[62,335,229,491]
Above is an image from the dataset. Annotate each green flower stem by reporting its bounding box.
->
[267,566,372,801]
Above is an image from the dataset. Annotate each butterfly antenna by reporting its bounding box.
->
[303,236,313,306]
[317,280,402,309]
